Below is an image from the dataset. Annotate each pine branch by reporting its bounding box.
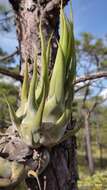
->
[0,50,18,62]
[0,67,23,82]
[74,71,107,85]
[0,69,107,85]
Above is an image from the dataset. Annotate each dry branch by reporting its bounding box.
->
[0,67,23,82]
[74,71,107,85]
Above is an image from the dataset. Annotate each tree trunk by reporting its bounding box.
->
[9,0,78,189]
[84,111,94,175]
[96,123,103,168]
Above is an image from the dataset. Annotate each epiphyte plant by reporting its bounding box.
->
[7,5,77,148]
[0,2,79,190]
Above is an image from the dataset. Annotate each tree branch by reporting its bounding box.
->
[75,83,89,93]
[74,71,107,85]
[0,67,23,82]
[0,68,107,86]
[0,50,18,62]
[0,15,14,23]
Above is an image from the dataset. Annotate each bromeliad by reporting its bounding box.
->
[0,3,79,190]
[7,5,77,148]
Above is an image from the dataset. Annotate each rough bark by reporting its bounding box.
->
[9,0,69,75]
[9,0,78,189]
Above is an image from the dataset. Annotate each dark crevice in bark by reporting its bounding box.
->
[9,0,20,11]
[50,161,61,190]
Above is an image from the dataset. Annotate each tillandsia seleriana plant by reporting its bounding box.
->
[0,3,79,190]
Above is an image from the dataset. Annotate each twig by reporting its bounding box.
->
[0,15,14,23]
[75,83,90,93]
[0,50,18,62]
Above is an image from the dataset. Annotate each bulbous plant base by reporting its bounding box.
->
[0,124,78,190]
